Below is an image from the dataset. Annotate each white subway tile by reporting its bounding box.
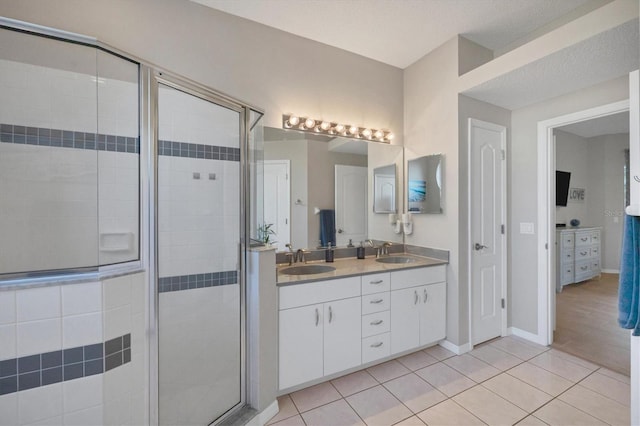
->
[61,282,102,316]
[17,319,61,357]
[18,383,63,425]
[0,290,16,325]
[63,404,103,426]
[104,306,131,342]
[0,393,18,426]
[103,275,131,310]
[62,375,103,414]
[16,287,61,323]
[62,312,102,348]
[0,324,17,359]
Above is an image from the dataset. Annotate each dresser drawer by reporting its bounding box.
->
[361,273,391,295]
[362,311,391,338]
[591,246,600,258]
[561,233,575,248]
[591,259,600,273]
[362,292,390,315]
[561,265,574,285]
[575,247,591,260]
[362,333,391,364]
[575,232,592,247]
[561,250,574,263]
[591,231,600,244]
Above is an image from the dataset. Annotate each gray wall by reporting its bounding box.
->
[0,0,404,134]
[510,76,628,334]
[555,130,591,226]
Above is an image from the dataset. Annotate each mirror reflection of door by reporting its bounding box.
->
[373,164,396,213]
[335,165,368,246]
[264,160,291,251]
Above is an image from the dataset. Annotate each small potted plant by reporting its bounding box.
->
[257,223,276,246]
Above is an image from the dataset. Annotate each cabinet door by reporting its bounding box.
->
[324,297,362,376]
[390,287,420,354]
[419,283,447,345]
[279,304,323,390]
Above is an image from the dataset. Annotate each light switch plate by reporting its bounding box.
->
[520,222,535,234]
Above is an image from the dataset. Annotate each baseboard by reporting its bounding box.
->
[508,327,547,346]
[439,339,472,355]
[601,269,620,274]
[246,400,279,426]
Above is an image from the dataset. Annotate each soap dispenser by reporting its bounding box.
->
[357,241,365,259]
[325,242,334,262]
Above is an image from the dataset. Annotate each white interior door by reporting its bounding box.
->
[335,165,368,246]
[264,160,290,251]
[469,118,507,345]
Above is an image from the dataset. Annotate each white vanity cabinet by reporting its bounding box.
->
[390,266,447,355]
[278,277,361,390]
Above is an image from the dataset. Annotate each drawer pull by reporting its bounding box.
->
[567,269,571,273]
[370,342,384,348]
[581,237,588,242]
[580,251,588,256]
[370,280,384,284]
[581,266,588,271]
[370,319,384,325]
[370,299,384,304]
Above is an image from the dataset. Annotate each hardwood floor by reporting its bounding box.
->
[552,273,630,375]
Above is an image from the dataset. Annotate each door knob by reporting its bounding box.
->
[474,243,488,251]
[337,229,343,233]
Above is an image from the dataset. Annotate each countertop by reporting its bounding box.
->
[276,253,447,286]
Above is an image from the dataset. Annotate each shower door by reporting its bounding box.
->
[156,80,245,425]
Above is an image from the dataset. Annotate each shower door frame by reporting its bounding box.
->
[148,68,261,426]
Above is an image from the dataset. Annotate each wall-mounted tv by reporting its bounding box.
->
[556,170,571,207]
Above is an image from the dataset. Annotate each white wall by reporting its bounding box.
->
[510,76,628,334]
[0,0,404,137]
[555,129,590,226]
[587,133,629,271]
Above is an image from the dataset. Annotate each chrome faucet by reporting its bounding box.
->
[285,243,294,265]
[382,242,392,256]
[295,249,310,263]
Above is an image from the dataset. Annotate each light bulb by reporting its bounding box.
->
[387,133,395,141]
[334,124,345,133]
[288,115,299,126]
[374,130,384,139]
[320,121,331,131]
[362,129,372,139]
[348,125,358,135]
[304,118,316,129]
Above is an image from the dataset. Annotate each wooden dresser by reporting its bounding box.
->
[556,227,601,292]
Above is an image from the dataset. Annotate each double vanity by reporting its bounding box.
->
[276,252,448,392]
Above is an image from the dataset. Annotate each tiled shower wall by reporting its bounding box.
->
[0,58,139,273]
[0,272,146,425]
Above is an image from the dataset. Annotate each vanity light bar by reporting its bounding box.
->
[282,114,394,143]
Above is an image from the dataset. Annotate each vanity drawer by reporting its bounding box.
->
[279,276,360,310]
[362,333,391,364]
[362,311,390,338]
[361,273,391,295]
[362,292,390,315]
[391,265,446,291]
[575,247,591,260]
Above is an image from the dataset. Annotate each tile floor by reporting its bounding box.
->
[266,336,630,426]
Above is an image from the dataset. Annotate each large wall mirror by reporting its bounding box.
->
[263,127,403,251]
[407,154,443,214]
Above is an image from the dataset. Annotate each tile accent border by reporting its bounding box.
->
[0,124,139,153]
[0,333,131,396]
[158,139,240,161]
[158,270,238,293]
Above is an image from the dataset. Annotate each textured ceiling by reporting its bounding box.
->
[557,111,630,138]
[192,0,597,68]
[461,19,639,110]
